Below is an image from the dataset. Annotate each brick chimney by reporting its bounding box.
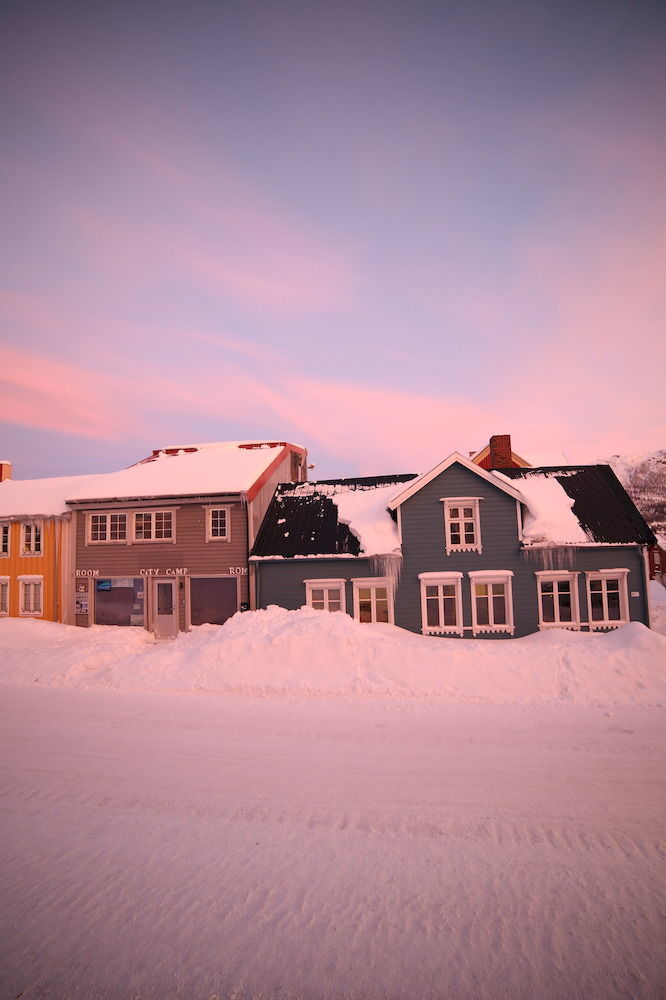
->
[0,461,12,482]
[488,435,512,470]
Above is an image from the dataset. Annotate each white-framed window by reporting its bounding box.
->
[304,578,346,613]
[535,571,580,629]
[418,572,464,635]
[21,520,42,555]
[352,577,393,624]
[468,571,514,635]
[586,570,629,628]
[206,506,230,542]
[440,498,482,554]
[0,576,9,615]
[87,512,128,544]
[1,523,9,557]
[133,510,174,542]
[19,575,42,615]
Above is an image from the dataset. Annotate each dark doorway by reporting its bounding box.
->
[190,577,238,626]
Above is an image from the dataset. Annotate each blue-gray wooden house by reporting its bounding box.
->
[250,452,656,637]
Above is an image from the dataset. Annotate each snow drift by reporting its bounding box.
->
[1,607,664,706]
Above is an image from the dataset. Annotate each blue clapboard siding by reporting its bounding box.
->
[254,460,651,637]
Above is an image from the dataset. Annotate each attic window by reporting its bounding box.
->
[440,498,482,554]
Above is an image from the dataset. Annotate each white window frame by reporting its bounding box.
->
[133,510,175,543]
[535,571,580,629]
[0,576,9,615]
[86,511,129,545]
[18,575,43,616]
[440,498,482,554]
[304,578,347,613]
[0,523,9,557]
[21,520,43,556]
[352,577,394,625]
[418,572,464,636]
[206,506,231,542]
[468,570,514,635]
[585,569,629,629]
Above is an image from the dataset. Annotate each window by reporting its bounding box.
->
[134,510,174,541]
[440,498,482,554]
[418,572,463,635]
[536,571,580,629]
[88,512,128,543]
[0,577,8,614]
[21,521,42,555]
[586,570,629,628]
[206,507,230,541]
[352,578,393,624]
[19,576,42,615]
[0,523,9,556]
[469,571,514,635]
[304,579,346,613]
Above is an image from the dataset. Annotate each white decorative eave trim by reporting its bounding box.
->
[468,570,514,579]
[387,452,524,510]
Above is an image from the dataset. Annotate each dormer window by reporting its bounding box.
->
[440,498,482,554]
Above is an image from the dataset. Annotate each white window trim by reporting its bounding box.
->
[0,523,10,557]
[132,509,176,544]
[468,570,514,635]
[585,569,629,629]
[304,578,347,613]
[205,505,231,542]
[21,520,43,556]
[535,570,580,630]
[440,498,482,554]
[418,571,464,636]
[18,574,43,616]
[86,511,129,545]
[351,577,394,625]
[0,576,9,615]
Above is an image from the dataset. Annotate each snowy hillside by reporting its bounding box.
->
[607,449,666,547]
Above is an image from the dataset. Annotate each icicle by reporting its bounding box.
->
[371,552,403,587]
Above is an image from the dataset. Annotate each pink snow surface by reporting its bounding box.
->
[1,614,664,1000]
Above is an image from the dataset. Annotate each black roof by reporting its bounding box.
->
[251,474,417,558]
[499,465,657,545]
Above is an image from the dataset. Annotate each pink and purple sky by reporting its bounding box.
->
[1,0,664,480]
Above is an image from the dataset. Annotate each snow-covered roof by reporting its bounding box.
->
[0,441,300,516]
[0,473,108,519]
[66,442,292,503]
[387,452,524,511]
[492,471,589,545]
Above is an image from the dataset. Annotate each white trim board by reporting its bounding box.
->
[387,452,524,510]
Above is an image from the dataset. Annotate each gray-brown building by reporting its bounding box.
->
[67,440,307,637]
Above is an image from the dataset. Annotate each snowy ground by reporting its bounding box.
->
[1,598,665,1000]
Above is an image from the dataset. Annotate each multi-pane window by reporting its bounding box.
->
[21,521,42,555]
[418,573,463,635]
[134,511,174,541]
[536,572,580,628]
[0,578,8,614]
[19,577,42,615]
[89,513,127,543]
[441,499,482,554]
[207,507,230,541]
[469,571,514,635]
[353,578,392,624]
[0,524,9,556]
[305,579,346,613]
[586,571,628,627]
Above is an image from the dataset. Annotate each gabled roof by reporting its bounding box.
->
[251,474,417,559]
[498,466,657,545]
[386,452,524,511]
[470,443,531,468]
[65,441,304,505]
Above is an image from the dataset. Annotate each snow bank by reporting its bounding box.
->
[2,608,664,705]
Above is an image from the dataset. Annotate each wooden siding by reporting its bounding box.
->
[255,557,378,614]
[73,501,250,629]
[0,518,60,621]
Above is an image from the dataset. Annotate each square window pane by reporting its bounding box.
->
[590,580,602,592]
[449,507,459,519]
[375,600,389,623]
[328,600,341,613]
[312,589,324,602]
[426,586,438,598]
[358,588,371,601]
[542,582,554,594]
[450,531,461,545]
[475,584,488,597]
[463,507,473,518]
[442,585,455,597]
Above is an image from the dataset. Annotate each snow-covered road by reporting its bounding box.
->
[1,684,663,1000]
